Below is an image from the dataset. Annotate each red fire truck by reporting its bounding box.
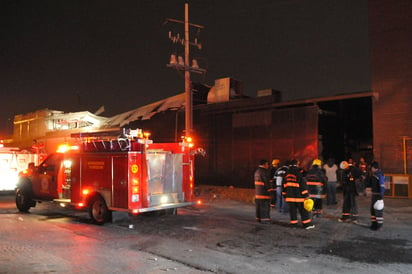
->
[15,129,197,224]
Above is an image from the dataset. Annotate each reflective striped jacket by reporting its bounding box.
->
[254,166,271,199]
[282,165,308,202]
[306,166,327,199]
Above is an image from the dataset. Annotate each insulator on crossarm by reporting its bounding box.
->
[169,54,177,65]
[192,59,199,69]
[178,56,185,66]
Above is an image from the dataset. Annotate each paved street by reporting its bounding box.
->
[0,193,209,274]
[1,191,412,273]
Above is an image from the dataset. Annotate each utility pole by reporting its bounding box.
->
[184,3,191,136]
[165,2,205,138]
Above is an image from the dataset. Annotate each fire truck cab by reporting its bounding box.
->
[15,130,196,224]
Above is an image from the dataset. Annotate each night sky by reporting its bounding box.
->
[0,0,370,135]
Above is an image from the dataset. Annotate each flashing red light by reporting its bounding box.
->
[196,199,203,205]
[56,144,70,153]
[78,202,85,207]
[56,144,80,153]
[131,164,139,174]
[82,189,90,196]
[132,209,139,214]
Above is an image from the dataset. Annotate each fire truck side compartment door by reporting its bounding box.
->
[112,156,128,208]
[64,156,80,202]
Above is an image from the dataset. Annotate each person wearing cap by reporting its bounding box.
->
[282,159,315,230]
[254,159,272,224]
[366,161,385,230]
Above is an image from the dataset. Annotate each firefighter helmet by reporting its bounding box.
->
[340,161,349,169]
[312,159,322,166]
[373,199,384,210]
[272,159,280,166]
[304,198,314,212]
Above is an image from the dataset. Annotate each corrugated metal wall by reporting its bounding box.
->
[196,105,318,188]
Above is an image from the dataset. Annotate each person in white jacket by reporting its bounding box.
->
[323,158,338,205]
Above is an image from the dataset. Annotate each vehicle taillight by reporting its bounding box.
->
[186,136,194,148]
[180,136,195,151]
[131,178,139,194]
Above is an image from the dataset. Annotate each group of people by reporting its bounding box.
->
[254,157,385,231]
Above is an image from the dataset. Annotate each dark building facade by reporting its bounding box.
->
[129,91,374,188]
[369,0,412,174]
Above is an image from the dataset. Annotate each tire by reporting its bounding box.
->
[165,208,177,215]
[15,188,35,212]
[88,195,111,225]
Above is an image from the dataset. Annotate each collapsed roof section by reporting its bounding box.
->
[104,93,186,128]
[46,111,109,131]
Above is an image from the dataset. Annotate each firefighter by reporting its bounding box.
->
[366,161,385,230]
[306,159,327,217]
[338,160,363,223]
[254,159,272,224]
[282,159,315,230]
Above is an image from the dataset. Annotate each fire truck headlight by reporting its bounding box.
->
[131,194,139,202]
[160,196,168,204]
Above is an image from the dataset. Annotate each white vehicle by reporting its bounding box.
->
[0,147,45,191]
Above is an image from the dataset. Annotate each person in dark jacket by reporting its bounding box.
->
[366,161,385,230]
[338,160,363,223]
[306,159,327,217]
[254,159,271,224]
[268,158,280,207]
[274,160,290,214]
[282,159,315,229]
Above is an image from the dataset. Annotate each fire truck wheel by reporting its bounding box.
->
[88,195,111,225]
[165,208,177,215]
[15,188,35,212]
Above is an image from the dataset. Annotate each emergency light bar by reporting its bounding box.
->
[56,144,80,153]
